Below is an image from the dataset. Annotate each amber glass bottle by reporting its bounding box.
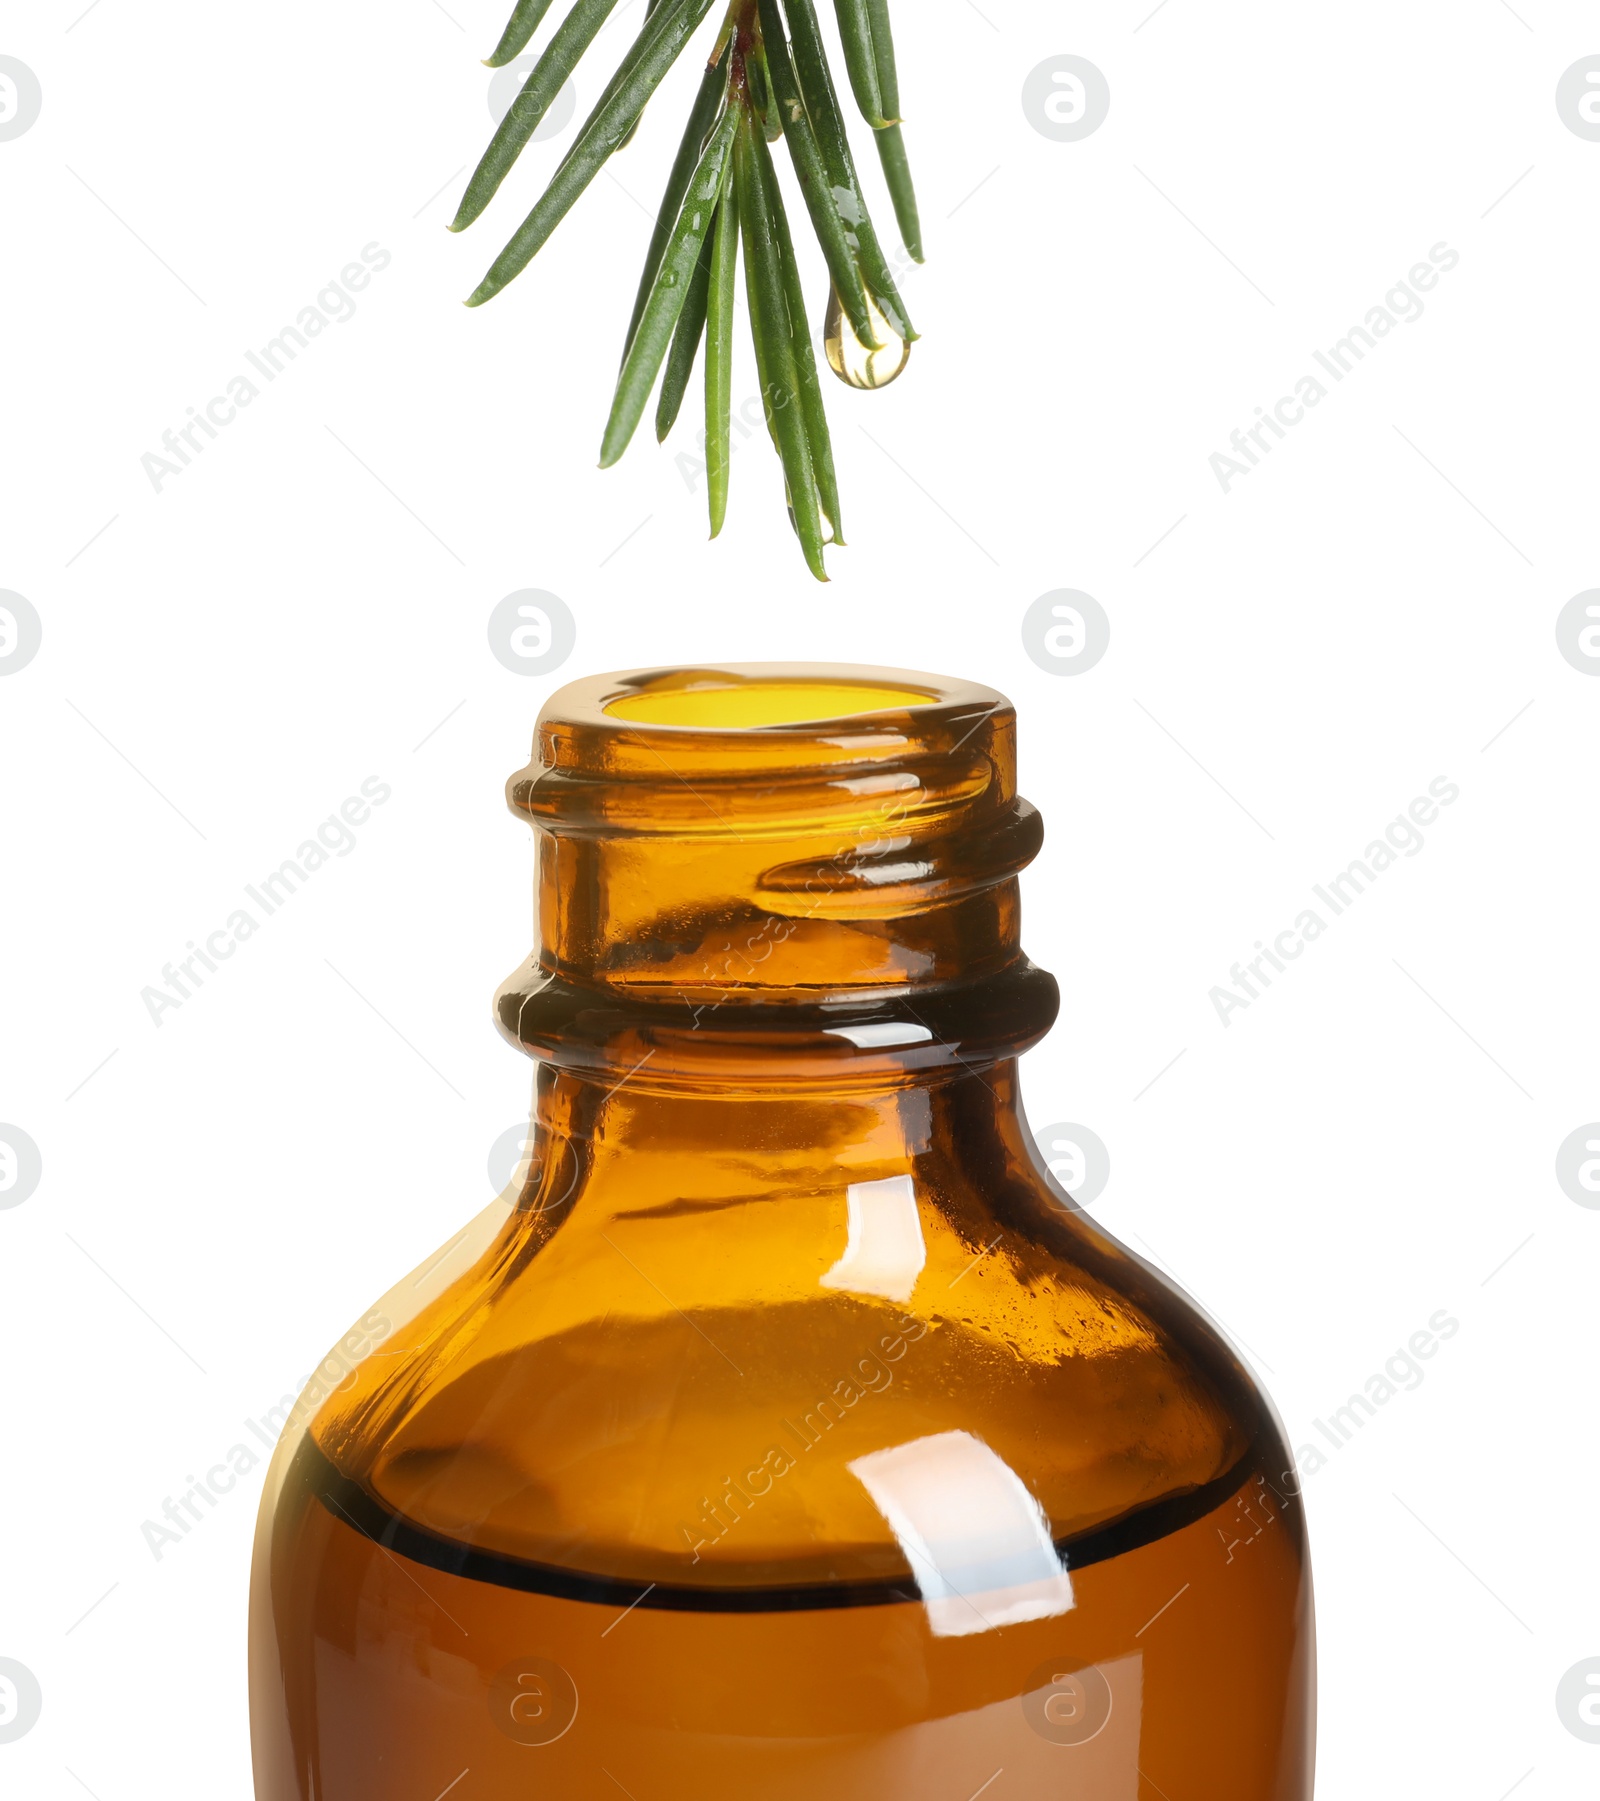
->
[249,665,1314,1800]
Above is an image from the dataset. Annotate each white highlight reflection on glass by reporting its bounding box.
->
[820,1174,926,1303]
[825,1021,933,1050]
[848,1429,1074,1637]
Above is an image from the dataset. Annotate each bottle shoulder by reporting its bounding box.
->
[304,1153,1271,1591]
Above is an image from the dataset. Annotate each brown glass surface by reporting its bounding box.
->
[249,665,1314,1798]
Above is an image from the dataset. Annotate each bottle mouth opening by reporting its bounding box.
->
[534,664,1009,784]
[516,665,1025,847]
[603,675,940,731]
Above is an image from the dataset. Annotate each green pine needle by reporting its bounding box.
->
[864,0,900,118]
[464,0,715,304]
[456,0,925,575]
[455,0,622,233]
[875,121,922,263]
[758,0,877,347]
[704,185,739,537]
[622,45,729,363]
[749,97,841,542]
[737,111,827,581]
[781,0,915,338]
[600,104,736,467]
[485,0,558,67]
[833,0,886,128]
[655,228,714,442]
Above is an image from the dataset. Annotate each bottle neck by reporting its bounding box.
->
[494,666,1059,1090]
[517,1061,1032,1227]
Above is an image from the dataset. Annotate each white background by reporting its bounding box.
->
[2,0,1597,1795]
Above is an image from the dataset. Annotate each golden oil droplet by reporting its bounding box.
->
[823,285,910,390]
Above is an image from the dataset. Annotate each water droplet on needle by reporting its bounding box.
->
[824,286,910,390]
